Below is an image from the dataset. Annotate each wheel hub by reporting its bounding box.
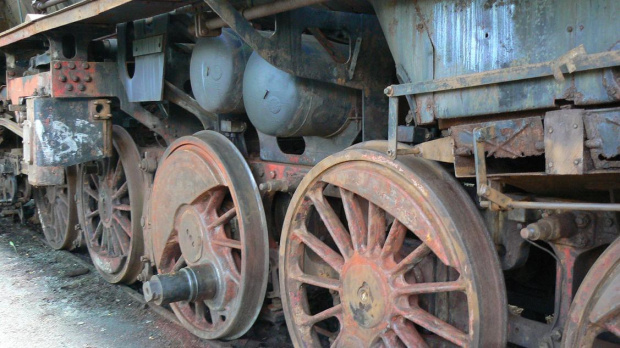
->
[177,205,204,263]
[98,182,114,225]
[342,257,388,329]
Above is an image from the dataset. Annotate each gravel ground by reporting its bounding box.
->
[0,218,291,348]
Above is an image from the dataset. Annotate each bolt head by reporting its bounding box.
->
[548,162,554,168]
[548,127,553,134]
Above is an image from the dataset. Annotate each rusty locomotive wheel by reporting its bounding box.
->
[76,125,145,284]
[34,167,78,250]
[149,130,269,340]
[562,237,620,347]
[280,143,507,347]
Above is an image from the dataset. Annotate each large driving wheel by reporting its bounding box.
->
[147,131,269,340]
[280,143,507,347]
[76,125,145,284]
[563,237,620,347]
[34,167,78,250]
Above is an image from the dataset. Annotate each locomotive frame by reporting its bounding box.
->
[0,0,618,347]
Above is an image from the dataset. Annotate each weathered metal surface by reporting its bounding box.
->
[453,116,545,176]
[76,125,145,284]
[545,110,585,175]
[0,0,193,48]
[7,72,51,104]
[562,237,620,347]
[34,166,78,250]
[50,61,118,98]
[372,0,620,124]
[280,142,507,346]
[244,51,357,138]
[28,97,110,167]
[583,107,620,169]
[149,131,268,340]
[117,15,168,102]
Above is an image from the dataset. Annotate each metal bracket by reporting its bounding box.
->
[348,37,362,80]
[473,125,513,210]
[90,99,112,120]
[387,97,398,159]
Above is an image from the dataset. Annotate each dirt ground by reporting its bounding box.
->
[0,218,291,348]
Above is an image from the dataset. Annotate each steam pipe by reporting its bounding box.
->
[204,0,328,31]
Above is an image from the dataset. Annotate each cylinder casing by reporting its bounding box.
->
[243,52,356,138]
[190,29,252,114]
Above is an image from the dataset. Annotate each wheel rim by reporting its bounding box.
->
[77,125,144,283]
[280,145,506,347]
[35,167,78,250]
[150,131,268,340]
[563,237,620,347]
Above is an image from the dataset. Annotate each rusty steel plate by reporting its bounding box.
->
[279,142,507,347]
[562,237,620,347]
[34,166,78,250]
[149,131,268,340]
[76,125,145,284]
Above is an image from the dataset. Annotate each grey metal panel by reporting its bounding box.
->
[372,0,620,123]
[31,98,107,167]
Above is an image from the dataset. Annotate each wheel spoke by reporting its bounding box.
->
[294,228,344,273]
[391,243,432,275]
[84,186,99,200]
[195,301,207,323]
[367,201,386,252]
[114,204,131,211]
[381,330,405,348]
[173,255,186,272]
[301,303,342,327]
[112,212,132,237]
[399,306,469,347]
[112,182,128,200]
[307,188,353,259]
[208,207,237,229]
[395,279,466,296]
[112,157,123,186]
[211,237,242,249]
[339,188,367,251]
[112,223,129,255]
[392,316,429,348]
[381,219,407,259]
[204,188,226,215]
[91,221,103,242]
[86,210,99,219]
[90,174,99,190]
[290,267,341,291]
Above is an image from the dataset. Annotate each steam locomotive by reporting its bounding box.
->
[0,0,618,347]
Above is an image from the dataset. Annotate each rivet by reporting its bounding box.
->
[81,62,90,69]
[573,159,580,165]
[68,62,76,69]
[66,84,74,91]
[53,62,62,70]
[567,26,573,32]
[84,75,92,82]
[77,84,86,91]
[548,127,553,134]
[59,75,67,82]
[71,75,80,82]
[572,124,578,129]
[548,162,554,168]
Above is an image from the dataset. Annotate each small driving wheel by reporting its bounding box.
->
[563,237,620,347]
[76,125,145,284]
[34,167,78,250]
[148,131,269,340]
[280,143,507,347]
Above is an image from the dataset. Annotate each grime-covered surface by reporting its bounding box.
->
[0,218,292,348]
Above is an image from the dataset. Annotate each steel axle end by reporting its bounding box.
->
[143,276,164,304]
